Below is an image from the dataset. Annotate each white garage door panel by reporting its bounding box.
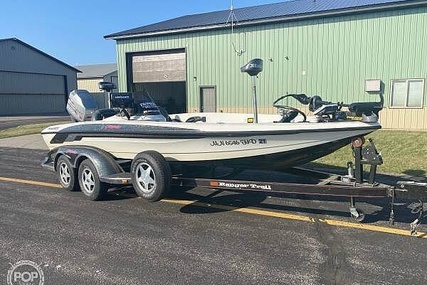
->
[132,52,186,83]
[0,71,65,94]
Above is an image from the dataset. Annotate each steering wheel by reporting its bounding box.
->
[120,108,130,120]
[275,106,307,122]
[273,95,307,122]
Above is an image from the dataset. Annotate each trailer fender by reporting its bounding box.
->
[47,146,124,180]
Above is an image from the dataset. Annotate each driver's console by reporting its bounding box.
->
[92,92,167,121]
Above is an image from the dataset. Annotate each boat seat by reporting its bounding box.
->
[313,104,339,116]
[185,116,206,123]
[91,108,119,121]
[348,102,382,116]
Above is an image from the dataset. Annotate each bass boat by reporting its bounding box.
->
[41,59,383,171]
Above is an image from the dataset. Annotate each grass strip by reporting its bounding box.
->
[0,121,68,139]
[310,130,427,177]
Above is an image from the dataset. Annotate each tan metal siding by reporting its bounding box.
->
[77,78,102,92]
[381,108,427,130]
[77,77,117,109]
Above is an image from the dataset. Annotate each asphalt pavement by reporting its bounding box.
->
[0,118,426,284]
[0,144,426,284]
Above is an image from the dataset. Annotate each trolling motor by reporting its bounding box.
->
[241,58,263,123]
[273,93,384,123]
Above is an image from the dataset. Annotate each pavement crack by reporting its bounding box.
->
[314,218,354,285]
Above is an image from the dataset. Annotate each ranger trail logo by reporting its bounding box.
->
[216,181,272,190]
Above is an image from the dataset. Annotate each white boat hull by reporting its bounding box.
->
[41,113,380,169]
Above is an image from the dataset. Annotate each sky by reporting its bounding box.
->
[1,0,282,66]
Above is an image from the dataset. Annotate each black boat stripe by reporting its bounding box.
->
[47,124,380,145]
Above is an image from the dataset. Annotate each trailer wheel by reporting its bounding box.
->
[131,151,171,202]
[78,159,108,201]
[56,155,79,191]
[350,209,366,222]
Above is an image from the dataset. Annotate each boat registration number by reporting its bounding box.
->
[210,138,267,147]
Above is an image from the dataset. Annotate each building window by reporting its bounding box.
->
[390,79,424,108]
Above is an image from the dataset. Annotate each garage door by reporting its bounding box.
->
[132,51,186,83]
[0,71,66,115]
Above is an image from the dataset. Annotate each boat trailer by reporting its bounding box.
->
[171,138,427,235]
[43,137,427,235]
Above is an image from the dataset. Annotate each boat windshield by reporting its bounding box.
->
[133,92,160,114]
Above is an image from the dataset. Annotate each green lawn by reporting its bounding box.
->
[310,130,427,177]
[0,122,68,139]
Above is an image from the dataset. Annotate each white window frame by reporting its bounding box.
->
[390,78,425,108]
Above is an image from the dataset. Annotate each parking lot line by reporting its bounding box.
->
[0,176,62,188]
[162,199,427,239]
[1,176,425,238]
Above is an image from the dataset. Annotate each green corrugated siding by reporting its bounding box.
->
[116,6,427,115]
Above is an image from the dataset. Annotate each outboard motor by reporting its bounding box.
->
[66,89,98,122]
[241,58,263,123]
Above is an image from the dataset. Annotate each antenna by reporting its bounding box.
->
[226,0,246,56]
[226,0,237,33]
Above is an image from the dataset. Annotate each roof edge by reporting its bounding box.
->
[105,0,427,40]
[0,37,81,73]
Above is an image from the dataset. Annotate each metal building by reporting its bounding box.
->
[105,0,427,130]
[75,63,118,108]
[0,38,79,116]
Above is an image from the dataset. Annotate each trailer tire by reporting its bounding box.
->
[131,151,172,202]
[78,159,108,201]
[56,155,79,191]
